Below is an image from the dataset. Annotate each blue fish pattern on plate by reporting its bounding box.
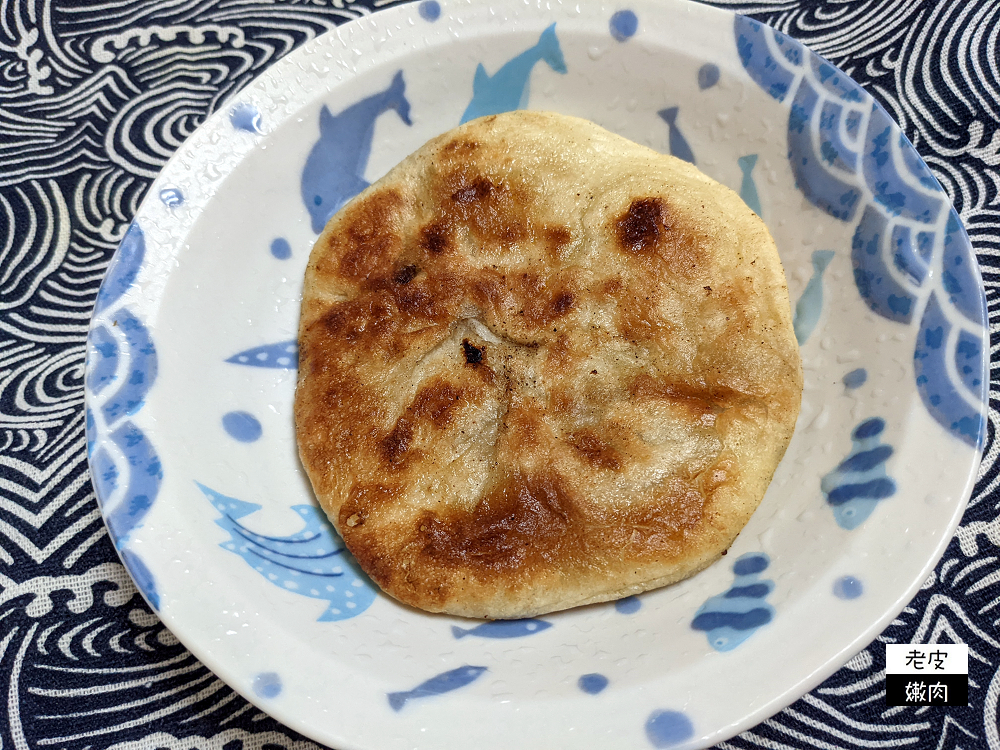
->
[657,107,695,164]
[793,249,835,344]
[734,14,988,447]
[460,24,566,124]
[821,417,896,530]
[737,154,761,216]
[387,665,488,711]
[691,553,774,651]
[199,483,377,621]
[85,220,162,609]
[301,70,412,233]
[451,619,551,639]
[226,340,298,369]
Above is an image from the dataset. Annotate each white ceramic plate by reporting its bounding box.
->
[84,1,989,748]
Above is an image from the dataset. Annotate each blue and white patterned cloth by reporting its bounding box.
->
[1,0,998,747]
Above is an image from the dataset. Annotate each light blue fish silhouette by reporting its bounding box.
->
[691,553,774,652]
[387,665,488,711]
[460,24,567,124]
[301,70,412,233]
[657,107,695,164]
[198,483,376,621]
[226,340,298,369]
[738,154,762,216]
[821,418,896,530]
[451,619,551,639]
[793,250,835,344]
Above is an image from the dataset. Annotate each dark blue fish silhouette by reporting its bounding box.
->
[199,483,376,620]
[821,418,896,530]
[793,249,835,344]
[387,665,488,711]
[460,24,567,124]
[657,107,695,164]
[301,70,412,233]
[692,553,774,651]
[737,154,762,216]
[226,340,298,369]
[451,619,550,639]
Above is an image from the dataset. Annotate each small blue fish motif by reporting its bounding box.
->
[821,418,896,530]
[793,249,835,344]
[691,552,774,651]
[199,483,377,620]
[460,24,567,124]
[387,665,488,711]
[451,619,551,639]
[737,154,762,216]
[226,340,298,369]
[230,103,263,134]
[657,107,695,165]
[302,70,412,233]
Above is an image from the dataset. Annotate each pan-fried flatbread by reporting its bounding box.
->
[295,111,802,619]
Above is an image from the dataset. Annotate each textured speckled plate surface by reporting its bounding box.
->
[83,1,988,748]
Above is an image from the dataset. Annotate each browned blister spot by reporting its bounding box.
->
[614,197,703,277]
[379,418,414,466]
[391,276,445,321]
[336,189,404,281]
[315,294,400,347]
[378,381,464,469]
[545,225,572,260]
[412,381,464,425]
[393,264,420,285]
[512,274,579,331]
[441,170,531,246]
[552,292,575,315]
[441,138,480,156]
[567,430,621,470]
[419,220,453,255]
[629,372,744,415]
[462,339,484,365]
[451,176,493,204]
[616,198,669,255]
[603,278,624,296]
[417,472,579,573]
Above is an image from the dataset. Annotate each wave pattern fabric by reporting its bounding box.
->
[0,0,997,747]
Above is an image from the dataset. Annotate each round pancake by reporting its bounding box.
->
[295,111,802,619]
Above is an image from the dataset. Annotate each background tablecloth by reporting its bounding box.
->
[1,0,998,747]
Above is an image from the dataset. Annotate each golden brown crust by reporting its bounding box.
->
[295,111,802,619]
